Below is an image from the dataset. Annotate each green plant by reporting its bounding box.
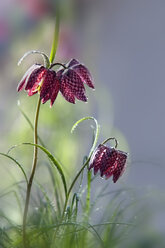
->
[0,5,130,248]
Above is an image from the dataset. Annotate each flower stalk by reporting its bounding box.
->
[22,11,60,247]
[61,157,90,220]
[22,97,41,248]
[49,6,60,64]
[61,117,100,220]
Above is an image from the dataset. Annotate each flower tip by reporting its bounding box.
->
[17,100,21,106]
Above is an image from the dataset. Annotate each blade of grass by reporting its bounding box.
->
[0,153,28,184]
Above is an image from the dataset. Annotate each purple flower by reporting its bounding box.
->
[89,144,128,183]
[17,59,94,106]
[57,59,94,104]
[17,64,59,107]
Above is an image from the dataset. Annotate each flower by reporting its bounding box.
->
[17,64,59,107]
[17,59,94,106]
[56,59,94,104]
[89,144,128,183]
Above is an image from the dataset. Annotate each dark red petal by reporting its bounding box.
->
[112,151,127,183]
[27,68,46,96]
[61,69,87,102]
[72,64,94,89]
[17,64,40,92]
[57,69,75,103]
[50,78,60,107]
[25,66,46,91]
[100,147,118,179]
[89,145,108,175]
[67,58,79,68]
[60,79,75,103]
[40,70,58,105]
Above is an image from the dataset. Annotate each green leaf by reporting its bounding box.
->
[0,152,28,184]
[18,105,45,147]
[49,6,60,64]
[23,143,67,198]
[71,116,100,157]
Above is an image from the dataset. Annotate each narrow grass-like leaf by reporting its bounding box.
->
[71,116,100,156]
[47,165,62,216]
[23,143,67,198]
[49,9,60,64]
[7,143,67,198]
[18,105,45,147]
[32,222,104,248]
[0,153,28,184]
[0,189,23,215]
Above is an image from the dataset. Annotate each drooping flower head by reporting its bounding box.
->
[56,59,94,104]
[17,54,94,107]
[89,138,128,183]
[17,64,59,106]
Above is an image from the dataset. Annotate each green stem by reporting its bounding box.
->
[101,137,118,148]
[49,7,60,64]
[22,98,41,248]
[22,8,60,246]
[61,117,100,220]
[61,158,90,220]
[86,170,91,217]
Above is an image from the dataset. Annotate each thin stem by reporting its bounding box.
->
[61,117,100,220]
[61,158,90,219]
[101,137,118,148]
[49,6,60,64]
[22,97,41,248]
[49,62,67,70]
[86,170,91,216]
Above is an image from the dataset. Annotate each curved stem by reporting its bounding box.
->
[101,137,118,148]
[49,62,67,70]
[61,157,90,219]
[22,97,41,248]
[61,117,100,220]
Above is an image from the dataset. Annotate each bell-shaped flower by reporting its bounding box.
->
[17,64,59,107]
[17,58,94,106]
[56,59,94,104]
[89,144,128,183]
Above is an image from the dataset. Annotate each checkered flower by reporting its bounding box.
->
[17,58,94,106]
[56,59,94,104]
[17,64,59,107]
[89,143,128,183]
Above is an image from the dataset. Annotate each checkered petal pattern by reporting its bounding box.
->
[17,64,41,92]
[17,64,60,106]
[112,151,127,183]
[60,81,76,103]
[89,144,128,183]
[17,58,94,106]
[57,69,75,104]
[71,64,94,89]
[57,59,94,104]
[61,69,87,102]
[89,145,109,175]
[40,70,57,104]
[27,68,46,96]
[67,59,79,67]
